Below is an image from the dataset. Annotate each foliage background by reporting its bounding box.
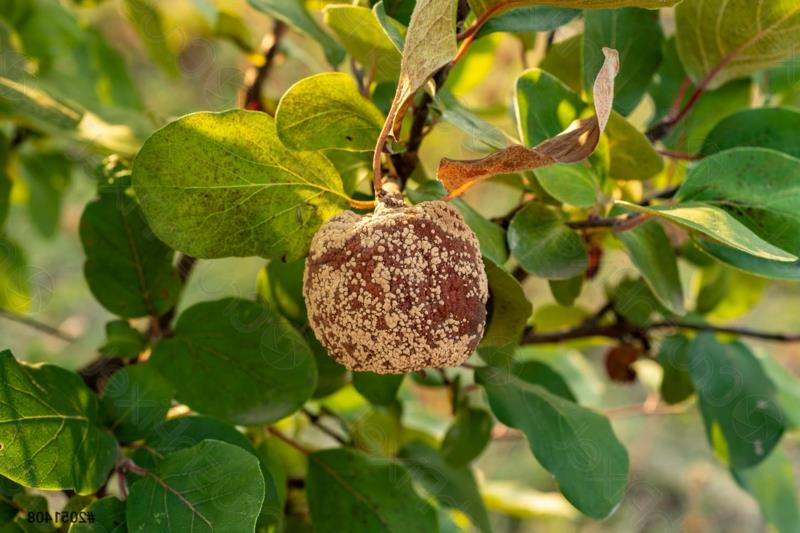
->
[1,0,799,532]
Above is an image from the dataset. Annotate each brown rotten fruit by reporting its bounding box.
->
[303,194,488,374]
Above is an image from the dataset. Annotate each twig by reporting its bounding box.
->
[640,185,679,205]
[647,25,776,142]
[657,149,703,161]
[565,213,651,232]
[301,407,350,445]
[268,427,311,456]
[522,310,800,345]
[0,309,76,342]
[119,458,211,527]
[239,20,287,112]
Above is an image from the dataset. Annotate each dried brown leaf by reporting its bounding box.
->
[438,47,620,199]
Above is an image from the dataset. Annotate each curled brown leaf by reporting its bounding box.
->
[438,47,620,199]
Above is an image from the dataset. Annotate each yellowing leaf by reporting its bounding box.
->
[132,110,349,261]
[676,0,800,90]
[438,47,619,198]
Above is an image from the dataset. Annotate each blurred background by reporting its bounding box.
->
[1,1,798,531]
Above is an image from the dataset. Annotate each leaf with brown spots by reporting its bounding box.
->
[438,47,619,199]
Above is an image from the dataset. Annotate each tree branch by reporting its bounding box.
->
[301,407,351,445]
[522,310,800,345]
[239,20,287,112]
[0,309,77,342]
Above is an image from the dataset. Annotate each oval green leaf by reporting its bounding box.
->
[306,448,438,533]
[276,73,385,152]
[80,188,181,318]
[688,334,785,469]
[149,298,317,425]
[616,219,684,315]
[132,110,349,261]
[476,365,629,518]
[508,203,588,280]
[127,440,265,533]
[0,350,117,495]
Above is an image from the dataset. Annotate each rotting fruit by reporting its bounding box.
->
[303,192,488,374]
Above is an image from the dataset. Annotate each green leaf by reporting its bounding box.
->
[549,276,582,307]
[127,440,265,533]
[696,239,800,280]
[516,69,587,146]
[99,320,147,359]
[373,1,407,52]
[306,332,348,399]
[352,406,403,457]
[122,0,178,77]
[677,148,800,259]
[734,448,799,533]
[408,180,509,265]
[468,0,680,17]
[131,415,254,471]
[257,259,307,325]
[616,220,684,315]
[757,354,800,429]
[276,73,385,152]
[0,237,30,313]
[132,110,349,261]
[481,258,532,347]
[583,8,663,115]
[399,441,492,533]
[150,298,317,425]
[18,149,71,238]
[704,269,768,321]
[476,365,628,518]
[0,76,82,131]
[700,107,800,159]
[8,492,53,532]
[616,201,797,262]
[669,79,752,153]
[0,350,117,494]
[533,164,597,208]
[256,259,348,398]
[100,364,173,443]
[540,34,582,92]
[688,334,785,469]
[441,405,493,467]
[657,334,694,405]
[213,10,255,52]
[372,0,415,26]
[69,497,127,533]
[306,448,439,533]
[612,277,664,326]
[433,90,510,151]
[476,7,579,38]
[508,203,587,280]
[352,372,404,406]
[80,187,180,318]
[324,6,401,81]
[248,0,345,65]
[605,113,663,180]
[675,0,800,90]
[648,39,752,153]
